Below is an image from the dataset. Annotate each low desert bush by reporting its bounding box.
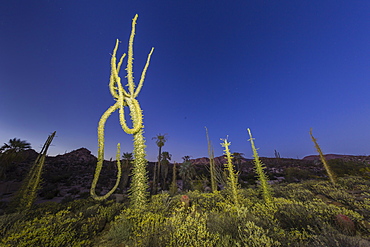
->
[1,208,90,246]
[273,182,316,202]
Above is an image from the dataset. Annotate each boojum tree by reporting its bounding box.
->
[309,128,336,185]
[221,137,240,207]
[247,128,273,204]
[90,14,154,209]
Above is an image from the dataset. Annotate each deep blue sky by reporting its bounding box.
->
[1,1,369,162]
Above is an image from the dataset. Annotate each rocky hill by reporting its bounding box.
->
[0,148,127,205]
[1,148,369,208]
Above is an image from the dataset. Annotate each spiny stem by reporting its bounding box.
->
[221,137,240,207]
[309,128,336,185]
[90,14,154,208]
[247,128,273,204]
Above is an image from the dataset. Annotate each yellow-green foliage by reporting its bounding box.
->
[238,220,282,247]
[221,137,240,207]
[274,197,364,226]
[309,128,336,185]
[309,181,356,206]
[1,209,89,247]
[336,175,370,190]
[74,176,370,246]
[247,128,274,204]
[148,193,174,215]
[125,208,167,247]
[0,212,25,239]
[1,200,124,247]
[90,14,154,207]
[105,202,220,247]
[273,182,316,202]
[167,205,220,247]
[186,190,226,212]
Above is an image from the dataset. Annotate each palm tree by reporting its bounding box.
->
[0,138,31,153]
[120,152,133,192]
[182,155,191,162]
[160,151,171,190]
[0,138,31,180]
[179,156,195,191]
[151,134,167,194]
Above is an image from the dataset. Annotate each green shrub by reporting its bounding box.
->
[0,212,25,238]
[273,182,316,202]
[274,199,323,231]
[328,159,368,177]
[207,206,241,239]
[284,167,315,182]
[165,205,220,247]
[336,176,370,190]
[238,220,281,246]
[309,225,370,247]
[308,181,357,207]
[1,208,90,247]
[147,192,176,216]
[101,211,133,246]
[185,190,226,212]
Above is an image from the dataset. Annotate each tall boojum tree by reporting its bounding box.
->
[90,14,154,210]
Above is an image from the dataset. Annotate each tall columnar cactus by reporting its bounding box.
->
[205,127,217,192]
[247,128,273,204]
[221,137,240,207]
[90,14,154,209]
[309,128,336,185]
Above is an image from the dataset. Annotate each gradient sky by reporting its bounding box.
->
[1,1,369,163]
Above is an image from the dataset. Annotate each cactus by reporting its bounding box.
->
[247,128,273,204]
[274,149,280,159]
[309,128,336,185]
[90,14,154,209]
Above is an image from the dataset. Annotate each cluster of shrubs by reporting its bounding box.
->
[1,176,369,246]
[100,179,370,247]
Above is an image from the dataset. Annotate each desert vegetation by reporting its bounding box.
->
[1,14,370,246]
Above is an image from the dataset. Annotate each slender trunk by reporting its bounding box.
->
[120,160,130,192]
[157,146,162,189]
[161,162,168,190]
[152,162,157,195]
[152,146,162,194]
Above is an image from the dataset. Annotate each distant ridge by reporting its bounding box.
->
[303,154,370,161]
[48,148,369,164]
